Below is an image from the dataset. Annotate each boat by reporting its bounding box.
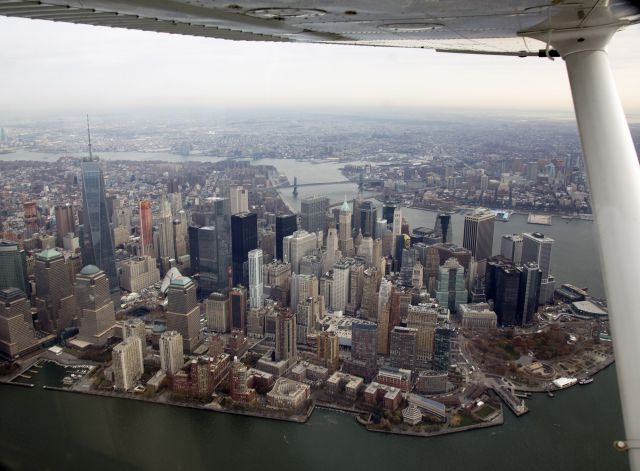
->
[579,377,594,385]
[492,210,512,222]
[547,391,555,398]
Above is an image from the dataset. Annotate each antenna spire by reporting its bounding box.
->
[86,114,93,160]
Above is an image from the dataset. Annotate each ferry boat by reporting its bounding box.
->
[579,377,594,385]
[492,210,512,222]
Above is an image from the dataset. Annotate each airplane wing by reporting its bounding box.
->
[0,1,638,54]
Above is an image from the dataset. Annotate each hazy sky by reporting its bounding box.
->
[1,15,639,118]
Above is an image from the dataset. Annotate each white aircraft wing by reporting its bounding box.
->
[0,1,638,53]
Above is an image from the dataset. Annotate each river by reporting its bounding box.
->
[0,153,625,470]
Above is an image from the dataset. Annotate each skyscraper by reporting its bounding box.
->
[283,230,317,274]
[331,259,351,312]
[407,304,438,366]
[165,276,202,352]
[160,330,184,374]
[123,318,146,346]
[229,286,247,333]
[345,322,377,380]
[0,287,39,359]
[435,258,468,313]
[517,262,542,326]
[79,156,118,295]
[248,249,264,309]
[275,214,297,261]
[34,248,75,334]
[463,208,495,262]
[157,194,175,261]
[23,201,38,238]
[195,197,232,294]
[75,265,116,346]
[359,201,377,238]
[300,195,329,233]
[500,234,523,265]
[229,185,249,215]
[338,198,353,256]
[390,326,418,371]
[434,213,453,244]
[138,200,154,257]
[112,336,144,391]
[433,324,452,373]
[54,203,75,248]
[275,308,297,363]
[521,232,554,279]
[0,240,28,294]
[231,212,258,286]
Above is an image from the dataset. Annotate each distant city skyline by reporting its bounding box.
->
[0,16,639,118]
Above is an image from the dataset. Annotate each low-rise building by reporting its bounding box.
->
[376,367,412,392]
[458,303,498,329]
[363,382,402,411]
[326,372,364,400]
[266,377,310,411]
[416,370,448,394]
[119,256,160,293]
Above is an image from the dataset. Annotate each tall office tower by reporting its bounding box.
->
[521,232,554,279]
[319,273,333,309]
[165,276,202,352]
[260,230,276,260]
[188,225,201,273]
[0,240,28,293]
[169,191,183,214]
[517,262,542,326]
[358,236,374,266]
[119,256,160,293]
[526,161,539,182]
[54,203,75,247]
[433,324,452,373]
[194,197,232,294]
[79,156,119,295]
[0,288,39,359]
[205,292,229,332]
[500,234,523,265]
[283,230,317,274]
[480,174,489,192]
[346,323,378,380]
[346,264,364,315]
[375,219,387,240]
[435,258,468,313]
[301,195,329,233]
[399,248,416,287]
[316,330,339,373]
[160,330,184,374]
[357,267,377,321]
[492,264,521,326]
[291,273,318,311]
[463,208,496,262]
[352,196,362,233]
[248,249,264,309]
[275,308,297,362]
[424,245,440,293]
[432,243,472,272]
[34,249,75,334]
[377,301,390,355]
[173,210,189,258]
[407,304,438,366]
[434,213,453,244]
[389,326,418,371]
[325,225,338,268]
[231,212,258,286]
[275,214,297,262]
[138,200,154,257]
[229,185,249,215]
[229,286,247,333]
[23,201,38,238]
[75,265,116,346]
[296,296,322,344]
[382,203,396,229]
[392,207,402,239]
[112,197,132,231]
[338,197,352,243]
[157,194,175,261]
[123,318,146,346]
[359,201,377,238]
[112,336,144,391]
[331,259,352,312]
[412,261,424,289]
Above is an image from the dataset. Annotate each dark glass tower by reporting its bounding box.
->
[433,325,452,373]
[359,201,376,238]
[231,212,258,287]
[196,198,231,296]
[275,214,297,261]
[79,157,118,295]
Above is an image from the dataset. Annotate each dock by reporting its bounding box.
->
[486,378,529,417]
[527,213,552,225]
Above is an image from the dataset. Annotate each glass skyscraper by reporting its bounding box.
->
[79,158,119,295]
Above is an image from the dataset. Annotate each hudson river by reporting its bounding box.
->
[0,154,625,470]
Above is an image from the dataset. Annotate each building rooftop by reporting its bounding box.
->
[79,264,101,276]
[37,248,62,261]
[170,276,192,287]
[0,287,26,301]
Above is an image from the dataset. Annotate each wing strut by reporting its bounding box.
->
[534,25,640,471]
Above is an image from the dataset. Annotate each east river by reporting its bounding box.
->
[0,153,627,470]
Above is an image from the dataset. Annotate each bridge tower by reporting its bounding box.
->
[293,176,298,197]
